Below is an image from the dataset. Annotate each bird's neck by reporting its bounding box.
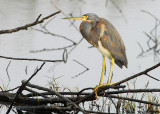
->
[80,21,96,37]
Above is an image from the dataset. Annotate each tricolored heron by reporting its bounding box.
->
[64,13,128,97]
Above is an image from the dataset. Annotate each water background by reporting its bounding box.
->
[0,0,160,113]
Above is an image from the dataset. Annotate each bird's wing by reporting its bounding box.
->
[89,27,100,47]
[99,18,128,68]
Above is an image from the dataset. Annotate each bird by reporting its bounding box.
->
[64,13,128,98]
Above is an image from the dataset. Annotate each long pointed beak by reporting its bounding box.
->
[63,16,88,20]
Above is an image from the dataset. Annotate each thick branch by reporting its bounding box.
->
[23,81,87,114]
[16,105,72,113]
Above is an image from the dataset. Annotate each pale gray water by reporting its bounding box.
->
[0,0,160,113]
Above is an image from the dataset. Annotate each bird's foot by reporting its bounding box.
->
[93,82,115,99]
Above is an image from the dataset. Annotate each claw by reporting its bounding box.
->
[93,82,115,99]
[93,85,100,99]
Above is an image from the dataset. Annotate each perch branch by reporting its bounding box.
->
[23,81,87,114]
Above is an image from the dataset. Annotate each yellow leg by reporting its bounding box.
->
[93,56,115,99]
[107,57,115,84]
[99,56,106,85]
[93,56,106,98]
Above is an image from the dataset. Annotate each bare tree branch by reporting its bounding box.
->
[72,60,89,78]
[138,10,160,60]
[0,11,61,34]
[6,62,45,114]
[109,95,160,106]
[0,55,64,63]
[115,62,160,85]
[6,61,11,82]
[22,81,87,114]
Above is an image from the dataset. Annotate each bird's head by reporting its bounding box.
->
[83,13,100,22]
[63,13,100,23]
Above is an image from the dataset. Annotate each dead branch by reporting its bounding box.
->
[50,1,79,31]
[72,60,89,78]
[1,82,160,113]
[22,80,87,114]
[0,55,64,63]
[104,89,160,95]
[115,62,160,85]
[137,10,160,60]
[1,62,159,113]
[6,61,11,82]
[16,105,72,113]
[24,87,48,98]
[109,95,160,106]
[50,1,84,57]
[109,0,127,23]
[0,11,61,34]
[1,87,160,107]
[31,25,77,46]
[6,62,45,114]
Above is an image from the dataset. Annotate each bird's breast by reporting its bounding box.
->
[80,21,100,47]
[97,40,111,59]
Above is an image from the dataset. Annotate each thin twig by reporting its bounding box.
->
[32,27,77,45]
[141,81,149,101]
[138,10,160,60]
[0,55,64,63]
[145,73,160,81]
[72,60,89,78]
[50,1,79,31]
[137,42,144,57]
[6,61,11,82]
[2,86,20,92]
[108,97,117,111]
[109,95,160,106]
[141,10,160,21]
[109,0,127,23]
[50,1,84,56]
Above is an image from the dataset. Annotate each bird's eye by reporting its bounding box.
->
[82,16,88,20]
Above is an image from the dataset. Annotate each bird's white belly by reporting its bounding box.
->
[97,40,111,59]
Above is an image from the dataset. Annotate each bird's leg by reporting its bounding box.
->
[93,55,106,98]
[99,56,106,85]
[107,57,115,84]
[93,56,115,99]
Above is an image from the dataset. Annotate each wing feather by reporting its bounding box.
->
[99,18,128,68]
